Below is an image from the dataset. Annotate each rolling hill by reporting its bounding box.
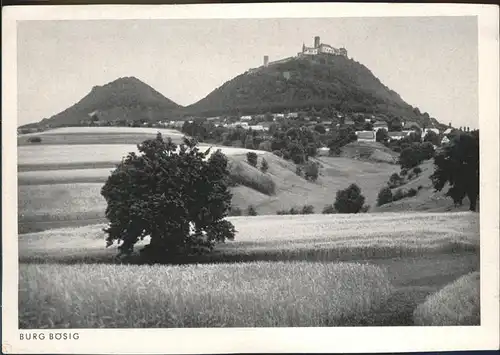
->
[22,77,182,129]
[184,54,440,127]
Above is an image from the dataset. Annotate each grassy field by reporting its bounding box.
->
[18,212,480,328]
[19,212,479,264]
[413,271,480,326]
[19,262,394,328]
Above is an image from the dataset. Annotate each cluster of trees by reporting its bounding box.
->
[377,186,420,207]
[431,130,479,211]
[277,205,315,215]
[398,142,435,169]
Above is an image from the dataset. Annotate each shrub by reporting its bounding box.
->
[272,150,283,158]
[400,168,408,176]
[228,207,242,216]
[406,188,418,197]
[393,189,406,201]
[322,205,336,214]
[295,166,302,177]
[100,134,235,262]
[304,161,319,182]
[246,152,258,167]
[413,166,422,176]
[420,142,435,160]
[334,184,366,214]
[377,187,393,206]
[27,136,42,143]
[388,173,403,188]
[260,158,269,173]
[301,205,315,214]
[413,272,480,326]
[360,205,370,213]
[417,185,423,190]
[247,205,258,216]
[399,145,422,169]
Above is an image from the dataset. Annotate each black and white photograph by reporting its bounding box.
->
[2,3,499,354]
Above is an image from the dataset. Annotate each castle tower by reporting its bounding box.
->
[314,36,320,48]
[263,55,269,67]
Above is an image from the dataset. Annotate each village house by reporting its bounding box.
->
[441,136,451,145]
[403,121,421,130]
[355,131,376,142]
[388,131,406,141]
[373,121,389,132]
[344,119,355,126]
[240,115,252,121]
[249,125,266,131]
[286,112,299,119]
[318,147,330,156]
[421,128,440,139]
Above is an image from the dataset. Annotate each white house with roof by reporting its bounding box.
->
[240,115,252,121]
[441,136,451,145]
[373,121,389,132]
[356,131,376,142]
[388,132,406,141]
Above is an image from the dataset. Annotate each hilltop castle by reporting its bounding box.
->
[261,36,348,68]
[298,36,348,58]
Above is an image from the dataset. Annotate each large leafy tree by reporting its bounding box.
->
[334,183,366,213]
[101,133,236,262]
[430,131,479,211]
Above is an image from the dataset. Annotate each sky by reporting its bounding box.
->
[17,17,478,128]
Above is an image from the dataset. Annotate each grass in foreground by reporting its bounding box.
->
[19,262,393,328]
[413,271,480,326]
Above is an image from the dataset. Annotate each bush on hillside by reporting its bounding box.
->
[400,168,408,176]
[377,187,393,206]
[27,136,42,143]
[322,204,336,214]
[301,205,315,214]
[388,173,404,188]
[399,145,423,169]
[393,189,405,202]
[228,207,242,216]
[100,134,235,263]
[247,205,258,216]
[277,205,315,215]
[272,150,283,158]
[260,158,269,173]
[420,142,435,160]
[304,161,319,182]
[246,152,258,167]
[360,205,370,213]
[295,165,303,177]
[406,188,418,197]
[413,166,422,176]
[334,184,366,214]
